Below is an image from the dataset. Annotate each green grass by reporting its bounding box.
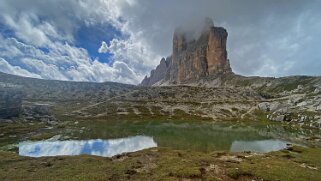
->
[1,147,321,181]
[236,146,321,181]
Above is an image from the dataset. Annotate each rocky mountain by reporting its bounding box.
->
[141,18,232,86]
[0,72,135,101]
[0,17,320,129]
[141,57,171,86]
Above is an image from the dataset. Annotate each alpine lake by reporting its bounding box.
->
[12,119,320,158]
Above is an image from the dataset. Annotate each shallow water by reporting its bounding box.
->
[230,139,288,153]
[19,137,289,157]
[17,120,312,157]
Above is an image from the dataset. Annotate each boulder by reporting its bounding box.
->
[258,102,282,112]
[290,96,303,104]
[275,115,286,122]
[299,116,306,123]
[0,87,23,119]
[297,101,308,107]
[258,102,270,112]
[297,85,304,90]
[32,104,50,115]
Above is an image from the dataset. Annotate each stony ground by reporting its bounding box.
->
[69,79,321,130]
[0,72,321,180]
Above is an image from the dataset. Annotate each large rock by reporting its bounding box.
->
[258,102,283,112]
[0,87,23,119]
[141,57,171,86]
[275,115,286,122]
[140,18,232,86]
[33,104,50,115]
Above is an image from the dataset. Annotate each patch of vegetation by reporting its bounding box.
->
[226,168,252,179]
[236,147,321,181]
[1,146,320,181]
[258,91,275,99]
[252,109,270,122]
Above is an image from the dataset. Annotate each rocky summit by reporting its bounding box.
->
[141,18,232,86]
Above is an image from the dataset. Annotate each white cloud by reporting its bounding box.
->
[0,0,320,85]
[102,0,321,77]
[98,41,108,53]
[0,58,41,78]
[106,37,161,72]
[0,34,141,84]
[0,0,147,84]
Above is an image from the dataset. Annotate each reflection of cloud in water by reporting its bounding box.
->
[230,139,288,153]
[19,136,157,157]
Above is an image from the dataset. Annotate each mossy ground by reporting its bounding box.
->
[0,146,320,181]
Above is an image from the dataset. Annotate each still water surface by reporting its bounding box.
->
[19,137,288,157]
[18,120,317,157]
[19,136,157,157]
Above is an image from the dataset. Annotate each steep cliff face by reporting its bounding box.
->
[141,57,171,86]
[141,18,232,86]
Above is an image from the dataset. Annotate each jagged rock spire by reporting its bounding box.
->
[140,18,232,86]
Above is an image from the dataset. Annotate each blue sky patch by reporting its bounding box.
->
[75,23,123,64]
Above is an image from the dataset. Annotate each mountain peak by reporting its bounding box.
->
[141,18,232,86]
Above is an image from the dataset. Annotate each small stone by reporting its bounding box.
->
[297,101,307,107]
[297,85,304,90]
[275,115,286,122]
[48,121,58,125]
[258,102,270,112]
[299,116,306,123]
[48,135,62,141]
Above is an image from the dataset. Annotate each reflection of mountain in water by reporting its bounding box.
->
[19,136,157,157]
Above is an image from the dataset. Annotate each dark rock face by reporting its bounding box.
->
[141,57,171,86]
[23,104,58,125]
[0,87,23,119]
[141,18,232,86]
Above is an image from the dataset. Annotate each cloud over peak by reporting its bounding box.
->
[0,0,320,85]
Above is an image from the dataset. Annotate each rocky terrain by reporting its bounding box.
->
[0,18,320,181]
[0,71,135,102]
[1,18,319,130]
[138,18,321,129]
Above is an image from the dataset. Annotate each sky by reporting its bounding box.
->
[0,0,320,85]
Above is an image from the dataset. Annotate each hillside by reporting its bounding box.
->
[0,72,136,101]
